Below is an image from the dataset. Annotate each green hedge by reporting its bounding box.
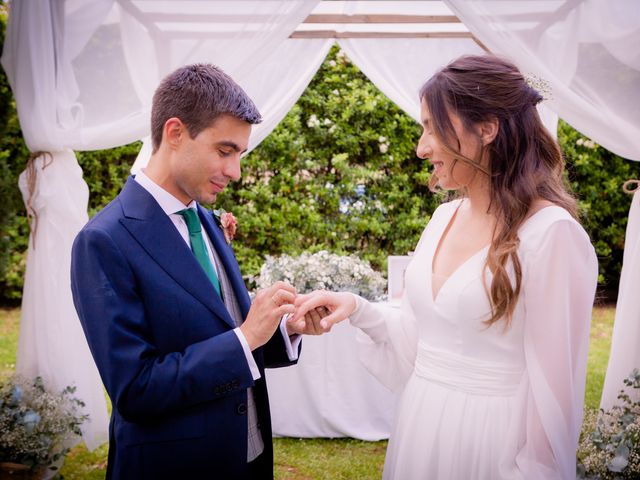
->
[561,122,638,297]
[0,20,637,303]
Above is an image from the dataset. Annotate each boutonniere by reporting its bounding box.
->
[213,209,238,245]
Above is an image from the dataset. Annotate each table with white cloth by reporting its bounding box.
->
[266,303,399,440]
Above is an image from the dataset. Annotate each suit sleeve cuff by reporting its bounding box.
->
[233,328,261,380]
[280,314,301,361]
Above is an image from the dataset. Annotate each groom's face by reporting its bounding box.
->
[170,114,251,205]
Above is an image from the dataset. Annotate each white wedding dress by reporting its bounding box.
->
[350,199,598,480]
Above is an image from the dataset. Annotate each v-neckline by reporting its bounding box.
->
[430,200,490,304]
[428,201,562,304]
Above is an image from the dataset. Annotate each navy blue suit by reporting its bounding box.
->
[71,178,296,479]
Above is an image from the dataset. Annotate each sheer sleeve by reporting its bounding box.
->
[347,293,418,392]
[514,218,598,479]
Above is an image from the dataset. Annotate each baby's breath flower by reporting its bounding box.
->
[255,251,386,301]
[0,376,88,473]
[577,369,640,478]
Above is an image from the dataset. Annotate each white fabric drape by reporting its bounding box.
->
[1,0,320,449]
[242,39,334,151]
[1,0,114,450]
[444,0,640,161]
[601,190,640,410]
[338,37,558,137]
[1,0,115,151]
[132,38,333,173]
[339,38,485,123]
[61,0,321,150]
[17,151,109,451]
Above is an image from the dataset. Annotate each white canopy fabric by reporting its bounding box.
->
[338,37,557,136]
[600,189,640,410]
[338,37,485,123]
[1,0,639,449]
[16,151,109,451]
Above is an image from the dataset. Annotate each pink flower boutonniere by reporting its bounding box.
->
[214,209,237,245]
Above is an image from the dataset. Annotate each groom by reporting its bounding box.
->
[71,64,322,479]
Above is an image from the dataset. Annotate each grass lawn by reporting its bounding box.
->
[0,305,616,479]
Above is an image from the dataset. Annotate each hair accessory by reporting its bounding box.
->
[524,73,552,103]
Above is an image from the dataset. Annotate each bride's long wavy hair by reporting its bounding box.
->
[420,55,577,327]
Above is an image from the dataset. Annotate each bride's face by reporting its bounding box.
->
[416,100,484,191]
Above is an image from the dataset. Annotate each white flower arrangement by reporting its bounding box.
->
[0,376,87,475]
[578,369,640,479]
[255,250,386,301]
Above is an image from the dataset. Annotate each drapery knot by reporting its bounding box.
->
[25,151,54,249]
[622,179,639,195]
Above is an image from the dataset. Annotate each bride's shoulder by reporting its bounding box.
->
[519,201,589,253]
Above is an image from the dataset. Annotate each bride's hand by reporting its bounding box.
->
[290,291,357,332]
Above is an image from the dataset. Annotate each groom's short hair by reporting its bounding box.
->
[150,63,262,153]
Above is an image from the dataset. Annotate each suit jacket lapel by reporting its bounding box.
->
[117,178,236,328]
[198,205,252,319]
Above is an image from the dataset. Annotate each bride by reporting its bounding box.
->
[292,55,598,479]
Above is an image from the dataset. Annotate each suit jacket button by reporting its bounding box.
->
[236,403,247,415]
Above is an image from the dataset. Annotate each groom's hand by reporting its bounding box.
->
[241,281,296,350]
[290,291,357,333]
[285,304,330,336]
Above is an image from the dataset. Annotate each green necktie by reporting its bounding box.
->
[177,208,222,297]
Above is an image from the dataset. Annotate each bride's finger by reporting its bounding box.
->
[292,293,332,321]
[318,309,346,330]
[293,290,325,308]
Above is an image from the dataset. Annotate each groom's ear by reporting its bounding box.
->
[163,117,185,150]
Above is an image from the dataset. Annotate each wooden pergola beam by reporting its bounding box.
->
[138,13,462,24]
[290,31,473,39]
[288,30,490,53]
[304,14,461,24]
